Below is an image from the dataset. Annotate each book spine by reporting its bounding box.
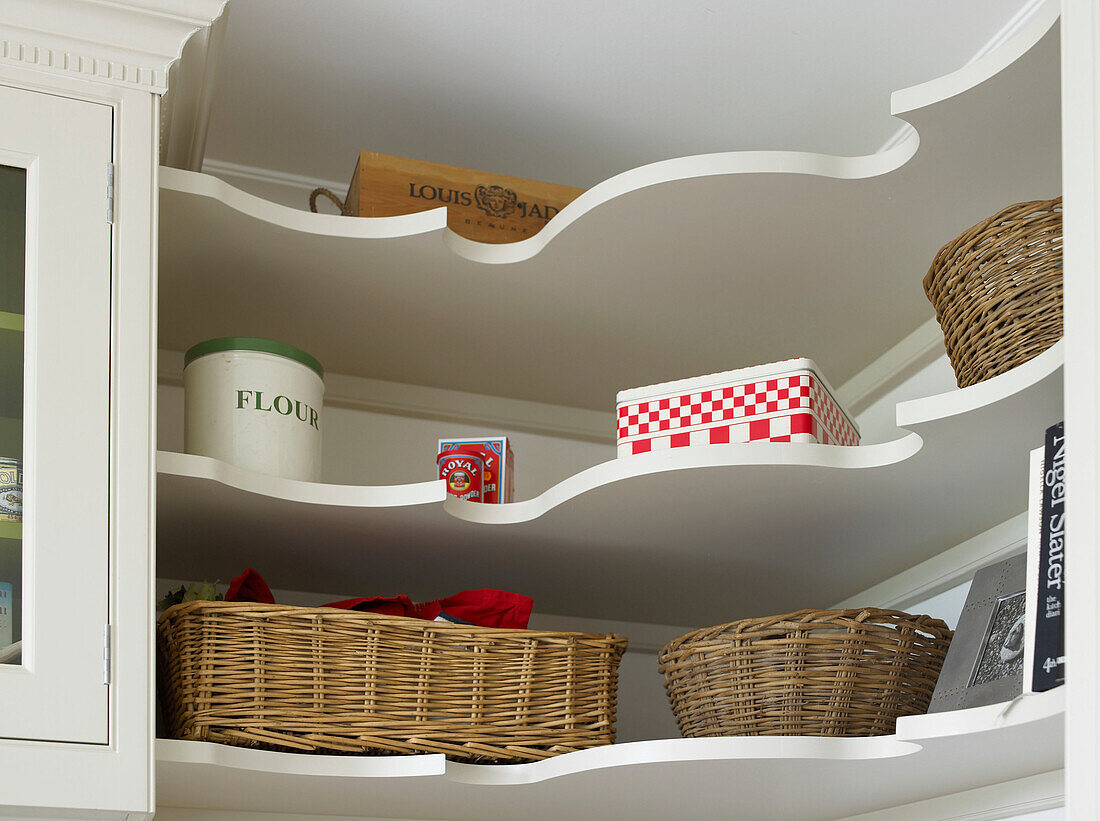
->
[1024,446,1045,693]
[1032,422,1066,691]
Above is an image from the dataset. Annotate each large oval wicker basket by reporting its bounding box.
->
[657,608,952,738]
[158,601,627,762]
[924,197,1062,388]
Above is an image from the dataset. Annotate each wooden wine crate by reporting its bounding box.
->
[344,151,585,244]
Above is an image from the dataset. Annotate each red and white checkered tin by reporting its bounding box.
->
[616,358,859,457]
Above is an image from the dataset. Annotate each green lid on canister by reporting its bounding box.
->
[184,337,324,379]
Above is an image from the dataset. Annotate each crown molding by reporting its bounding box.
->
[1,0,229,169]
[159,1,229,168]
[0,0,227,94]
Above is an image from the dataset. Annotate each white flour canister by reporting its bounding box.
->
[184,337,324,481]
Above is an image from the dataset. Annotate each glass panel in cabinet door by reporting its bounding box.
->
[0,164,23,665]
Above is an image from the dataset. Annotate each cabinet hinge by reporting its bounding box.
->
[106,162,116,225]
[103,623,112,685]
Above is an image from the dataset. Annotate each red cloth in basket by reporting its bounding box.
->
[224,569,532,628]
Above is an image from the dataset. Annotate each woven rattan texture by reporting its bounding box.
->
[924,197,1062,388]
[657,608,952,738]
[157,602,627,762]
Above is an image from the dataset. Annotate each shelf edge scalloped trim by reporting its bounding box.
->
[159,166,449,238]
[441,139,921,265]
[890,0,1060,118]
[449,689,1063,785]
[895,340,1063,430]
[443,736,918,786]
[159,0,1057,268]
[154,736,916,786]
[157,436,921,521]
[154,690,1063,787]
[894,684,1065,743]
[155,738,446,778]
[445,435,923,526]
[156,450,447,507]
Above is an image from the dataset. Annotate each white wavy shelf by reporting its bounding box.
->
[445,436,919,526]
[161,0,1056,266]
[157,338,1063,522]
[157,1,1061,412]
[156,450,444,508]
[162,143,918,263]
[157,341,1062,625]
[896,340,1064,428]
[159,438,917,519]
[155,689,1063,821]
[160,167,448,239]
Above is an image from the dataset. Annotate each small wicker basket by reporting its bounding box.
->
[924,197,1062,388]
[157,601,627,762]
[658,608,952,738]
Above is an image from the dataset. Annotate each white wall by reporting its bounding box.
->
[849,353,957,445]
[909,579,971,629]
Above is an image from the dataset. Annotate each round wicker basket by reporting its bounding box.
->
[657,608,952,738]
[924,197,1062,388]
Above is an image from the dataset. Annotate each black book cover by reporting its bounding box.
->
[1032,421,1066,691]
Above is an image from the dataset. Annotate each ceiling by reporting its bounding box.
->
[203,0,1038,192]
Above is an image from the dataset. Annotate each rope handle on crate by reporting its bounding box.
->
[309,187,348,215]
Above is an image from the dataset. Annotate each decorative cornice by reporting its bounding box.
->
[0,0,228,96]
[0,36,163,89]
[160,1,229,169]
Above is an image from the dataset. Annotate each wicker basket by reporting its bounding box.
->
[157,601,627,762]
[924,197,1062,388]
[657,608,952,738]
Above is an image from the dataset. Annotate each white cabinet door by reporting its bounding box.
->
[0,84,112,743]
